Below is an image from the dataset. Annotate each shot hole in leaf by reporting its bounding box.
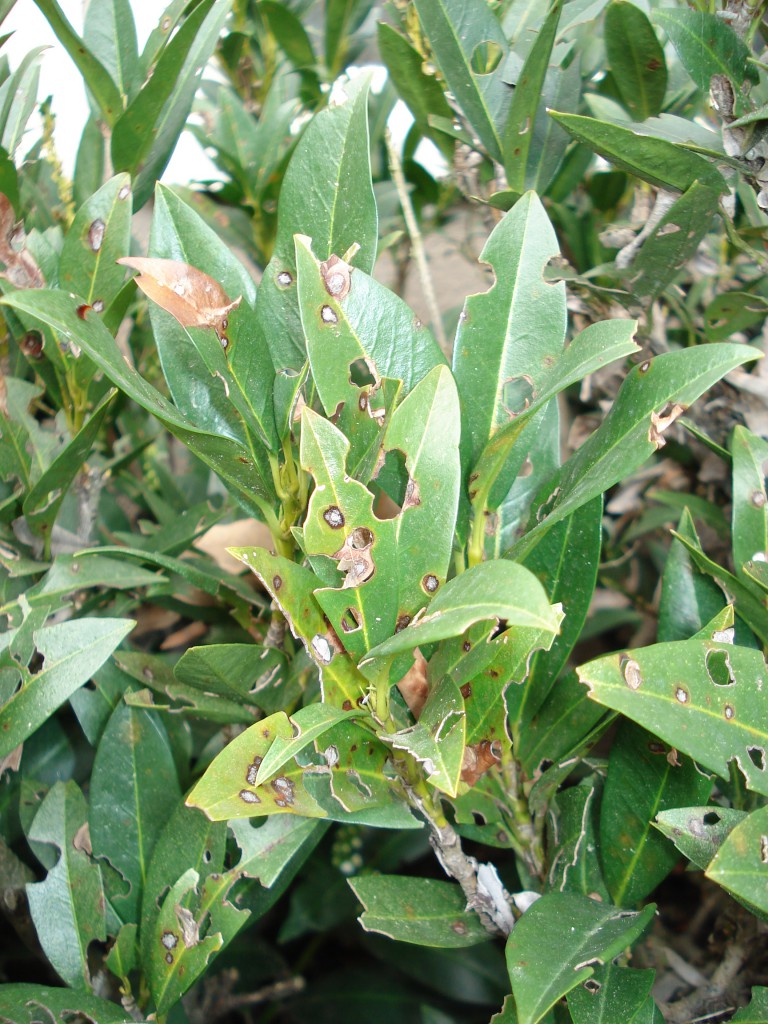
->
[706,648,736,687]
[341,607,361,633]
[349,357,377,388]
[501,376,535,419]
[370,448,408,518]
[703,811,721,825]
[470,39,504,75]
[747,746,766,771]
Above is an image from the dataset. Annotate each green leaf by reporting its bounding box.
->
[506,894,655,1024]
[512,496,604,736]
[658,511,726,643]
[255,74,377,383]
[0,47,43,155]
[654,9,757,92]
[671,525,768,646]
[105,922,138,982]
[149,183,277,451]
[146,868,224,1014]
[706,805,768,914]
[548,111,728,193]
[174,642,288,705]
[111,0,216,175]
[231,547,370,707]
[83,0,139,102]
[377,24,454,157]
[704,291,768,343]
[22,389,116,538]
[470,315,638,537]
[58,173,132,308]
[653,805,746,870]
[732,987,768,1024]
[548,778,608,899]
[32,0,122,125]
[0,985,137,1023]
[299,366,461,658]
[452,191,565,478]
[26,781,106,989]
[139,0,188,78]
[604,1,666,121]
[629,181,721,301]
[186,710,420,828]
[599,722,711,906]
[383,676,466,797]
[363,560,563,664]
[350,875,491,947]
[518,670,611,775]
[261,0,317,71]
[295,234,445,421]
[578,636,768,797]
[90,701,181,922]
[254,703,358,784]
[503,0,562,190]
[731,426,768,581]
[120,0,234,208]
[1,290,276,510]
[568,964,656,1024]
[0,616,133,759]
[414,0,508,162]
[513,344,761,560]
[325,0,367,75]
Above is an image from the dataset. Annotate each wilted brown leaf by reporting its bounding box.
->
[397,649,429,719]
[117,256,241,345]
[0,193,44,290]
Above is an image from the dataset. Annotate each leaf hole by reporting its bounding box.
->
[706,648,736,687]
[583,980,601,995]
[490,618,508,640]
[341,607,361,633]
[501,376,535,419]
[702,811,721,825]
[470,39,503,75]
[471,811,486,825]
[370,448,408,519]
[760,835,768,864]
[349,357,377,388]
[747,746,766,771]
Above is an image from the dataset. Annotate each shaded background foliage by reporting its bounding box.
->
[0,1,766,1023]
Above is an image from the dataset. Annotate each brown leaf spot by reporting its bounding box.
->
[751,490,766,508]
[76,303,92,320]
[460,683,472,699]
[161,931,178,950]
[450,920,468,935]
[239,789,261,804]
[20,332,43,359]
[276,270,293,286]
[621,656,643,690]
[320,304,338,324]
[72,822,92,855]
[272,776,295,805]
[422,574,439,594]
[675,686,689,704]
[323,505,345,529]
[342,699,353,711]
[273,574,282,591]
[0,194,44,289]
[395,614,412,632]
[397,649,429,719]
[725,703,735,720]
[460,740,501,786]
[320,254,352,300]
[88,219,105,251]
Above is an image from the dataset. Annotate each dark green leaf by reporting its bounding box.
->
[26,781,106,989]
[59,173,133,307]
[414,0,509,162]
[31,0,122,124]
[506,894,655,1024]
[0,617,133,759]
[548,778,608,899]
[83,0,139,101]
[22,389,116,538]
[513,344,761,560]
[0,985,136,1023]
[599,722,711,905]
[732,987,768,1023]
[706,805,768,914]
[654,805,746,870]
[548,111,728,193]
[503,0,562,190]
[350,874,491,947]
[605,2,667,120]
[658,510,726,643]
[255,74,377,382]
[578,635,768,796]
[90,701,181,922]
[654,9,757,92]
[568,964,656,1024]
[731,426,768,582]
[1,290,276,510]
[629,181,721,301]
[362,560,564,664]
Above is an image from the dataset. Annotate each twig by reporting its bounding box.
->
[663,930,752,1024]
[384,129,449,356]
